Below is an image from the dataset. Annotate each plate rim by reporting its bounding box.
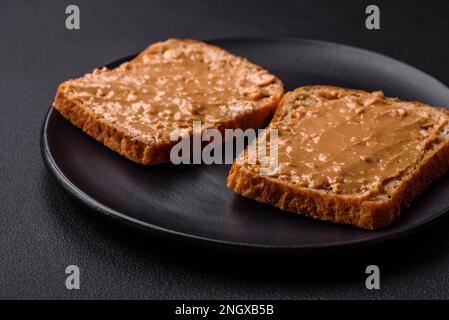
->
[41,37,449,252]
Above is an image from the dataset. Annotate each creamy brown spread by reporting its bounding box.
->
[63,39,281,142]
[263,89,448,198]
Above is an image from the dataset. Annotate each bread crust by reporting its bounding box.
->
[227,85,449,229]
[53,39,284,165]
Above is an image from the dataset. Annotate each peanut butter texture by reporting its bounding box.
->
[266,89,448,199]
[59,39,281,142]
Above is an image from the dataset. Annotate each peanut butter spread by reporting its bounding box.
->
[260,88,449,199]
[61,39,282,142]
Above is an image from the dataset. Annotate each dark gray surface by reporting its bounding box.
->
[1,0,449,299]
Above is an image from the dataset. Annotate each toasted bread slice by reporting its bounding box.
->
[227,85,449,229]
[53,39,284,164]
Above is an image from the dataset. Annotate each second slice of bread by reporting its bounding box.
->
[53,39,284,164]
[227,86,449,229]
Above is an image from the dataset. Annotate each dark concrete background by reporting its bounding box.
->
[1,0,449,299]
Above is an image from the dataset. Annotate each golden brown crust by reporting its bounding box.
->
[227,85,449,229]
[52,39,284,165]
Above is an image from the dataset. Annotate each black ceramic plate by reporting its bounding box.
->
[41,38,449,252]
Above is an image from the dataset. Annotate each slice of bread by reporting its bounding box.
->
[227,85,449,229]
[53,39,284,164]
